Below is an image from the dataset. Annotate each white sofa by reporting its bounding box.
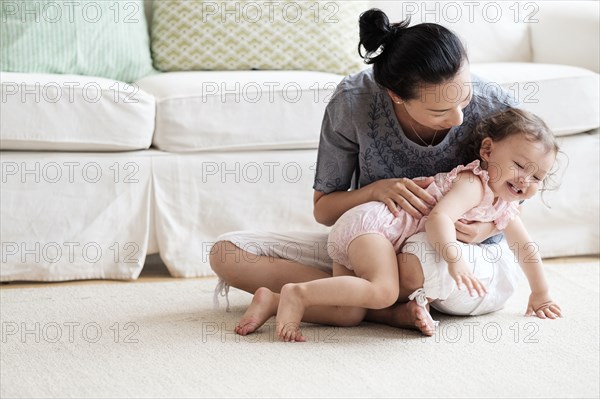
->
[1,1,598,281]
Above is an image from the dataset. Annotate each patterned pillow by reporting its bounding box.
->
[0,0,155,82]
[151,0,368,75]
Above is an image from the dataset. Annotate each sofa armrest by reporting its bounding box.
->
[531,1,599,72]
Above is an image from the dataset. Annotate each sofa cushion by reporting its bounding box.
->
[136,70,341,151]
[150,0,366,75]
[370,0,532,63]
[0,72,155,151]
[530,1,600,73]
[0,0,155,83]
[471,63,599,136]
[519,130,600,258]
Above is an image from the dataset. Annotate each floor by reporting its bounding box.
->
[2,256,598,398]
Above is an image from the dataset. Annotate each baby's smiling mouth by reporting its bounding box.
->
[507,182,522,195]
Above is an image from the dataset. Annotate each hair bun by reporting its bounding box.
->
[358,9,392,56]
[358,9,409,62]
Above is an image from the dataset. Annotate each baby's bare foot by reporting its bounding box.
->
[235,287,278,336]
[275,284,307,342]
[278,321,305,343]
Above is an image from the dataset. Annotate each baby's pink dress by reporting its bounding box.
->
[327,160,520,269]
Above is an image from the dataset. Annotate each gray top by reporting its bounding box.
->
[313,68,517,194]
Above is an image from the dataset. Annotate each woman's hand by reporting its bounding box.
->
[369,177,437,218]
[455,219,499,243]
[526,292,562,319]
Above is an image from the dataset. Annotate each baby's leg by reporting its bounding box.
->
[326,262,370,327]
[276,234,399,341]
[293,262,369,330]
[397,252,426,301]
[236,261,381,338]
[236,289,368,338]
[366,252,437,335]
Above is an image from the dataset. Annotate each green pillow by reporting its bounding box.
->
[151,0,367,75]
[0,0,155,82]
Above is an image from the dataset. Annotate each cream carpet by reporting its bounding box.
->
[1,261,599,399]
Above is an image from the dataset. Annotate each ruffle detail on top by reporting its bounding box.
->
[442,159,521,230]
[442,160,495,207]
[494,202,521,230]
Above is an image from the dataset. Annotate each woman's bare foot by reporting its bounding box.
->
[405,300,437,336]
[275,284,307,342]
[367,300,437,336]
[235,287,279,336]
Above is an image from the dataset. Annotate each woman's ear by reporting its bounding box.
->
[479,137,493,161]
[387,89,403,105]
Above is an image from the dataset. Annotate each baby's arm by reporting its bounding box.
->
[503,217,562,319]
[425,171,487,297]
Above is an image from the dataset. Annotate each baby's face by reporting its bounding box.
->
[482,134,556,202]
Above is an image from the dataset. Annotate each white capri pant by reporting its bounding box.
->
[214,230,523,316]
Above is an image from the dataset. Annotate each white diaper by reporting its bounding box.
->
[401,232,524,316]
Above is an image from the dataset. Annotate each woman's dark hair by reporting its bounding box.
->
[358,9,468,100]
[463,108,563,200]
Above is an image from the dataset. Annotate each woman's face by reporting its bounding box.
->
[398,66,473,131]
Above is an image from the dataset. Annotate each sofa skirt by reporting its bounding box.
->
[1,131,598,281]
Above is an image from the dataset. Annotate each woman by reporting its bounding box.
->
[210,9,519,334]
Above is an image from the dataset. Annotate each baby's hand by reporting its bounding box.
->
[448,262,487,297]
[526,292,562,319]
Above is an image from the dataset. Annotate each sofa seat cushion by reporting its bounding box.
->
[136,70,342,151]
[471,63,599,136]
[0,72,155,151]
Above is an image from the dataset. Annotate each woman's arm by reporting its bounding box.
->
[314,177,436,227]
[313,189,372,227]
[503,216,562,319]
[455,204,523,243]
[424,171,487,296]
[454,219,499,243]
